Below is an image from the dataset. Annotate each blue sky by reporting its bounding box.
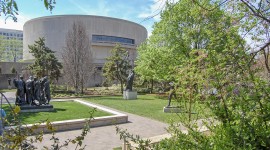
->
[0,0,167,36]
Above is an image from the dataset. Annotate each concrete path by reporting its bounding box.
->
[1,91,16,104]
[1,92,169,150]
[36,103,169,150]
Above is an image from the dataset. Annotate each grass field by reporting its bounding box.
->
[2,101,112,124]
[0,89,16,93]
[84,95,211,123]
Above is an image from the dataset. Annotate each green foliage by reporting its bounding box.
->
[116,126,152,150]
[0,36,7,61]
[0,36,23,62]
[131,0,270,149]
[0,0,18,22]
[28,37,62,81]
[136,0,240,82]
[103,44,131,92]
[0,0,56,22]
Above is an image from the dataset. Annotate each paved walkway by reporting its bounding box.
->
[37,107,169,150]
[1,91,16,104]
[1,92,169,150]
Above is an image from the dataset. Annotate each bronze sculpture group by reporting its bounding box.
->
[13,75,51,106]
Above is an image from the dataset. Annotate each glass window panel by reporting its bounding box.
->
[92,35,134,45]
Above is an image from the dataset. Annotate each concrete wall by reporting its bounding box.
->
[0,74,17,89]
[0,62,32,89]
[0,62,31,74]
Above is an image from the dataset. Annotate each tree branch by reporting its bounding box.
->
[240,0,270,24]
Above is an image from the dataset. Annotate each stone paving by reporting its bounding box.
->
[1,92,170,150]
[1,91,16,104]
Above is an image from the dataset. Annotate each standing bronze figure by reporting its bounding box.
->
[13,75,26,105]
[126,70,135,91]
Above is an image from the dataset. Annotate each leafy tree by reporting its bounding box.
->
[62,21,94,94]
[0,0,56,22]
[136,0,240,82]
[130,0,270,149]
[103,44,131,93]
[28,37,62,81]
[4,38,23,62]
[0,36,7,61]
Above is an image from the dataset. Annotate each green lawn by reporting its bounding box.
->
[84,95,211,123]
[2,101,112,124]
[0,88,16,93]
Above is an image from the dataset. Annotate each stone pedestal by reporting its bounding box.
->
[20,105,54,113]
[8,85,11,90]
[123,91,137,100]
[163,106,181,113]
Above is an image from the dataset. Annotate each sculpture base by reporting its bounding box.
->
[8,85,12,90]
[163,106,181,113]
[123,91,137,100]
[20,104,54,113]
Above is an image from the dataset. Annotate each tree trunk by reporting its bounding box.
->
[81,79,84,94]
[150,79,154,94]
[120,80,123,93]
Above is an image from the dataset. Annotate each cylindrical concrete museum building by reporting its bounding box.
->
[23,15,147,86]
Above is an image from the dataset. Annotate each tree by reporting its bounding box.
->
[62,21,94,94]
[103,44,131,93]
[136,0,242,82]
[28,37,62,81]
[131,0,270,149]
[0,36,6,61]
[4,38,23,62]
[0,0,56,22]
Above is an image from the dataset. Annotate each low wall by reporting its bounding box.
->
[0,62,32,89]
[0,62,32,74]
[0,74,17,89]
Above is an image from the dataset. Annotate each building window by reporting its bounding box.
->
[92,35,135,45]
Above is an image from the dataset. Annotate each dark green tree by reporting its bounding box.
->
[28,37,62,81]
[103,44,131,93]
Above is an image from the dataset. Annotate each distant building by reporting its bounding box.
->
[0,28,23,62]
[23,15,147,86]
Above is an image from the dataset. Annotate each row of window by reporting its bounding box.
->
[4,37,23,40]
[0,32,23,37]
[92,35,135,45]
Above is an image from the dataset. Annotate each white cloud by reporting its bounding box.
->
[138,0,167,22]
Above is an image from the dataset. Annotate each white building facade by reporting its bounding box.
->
[23,15,148,86]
